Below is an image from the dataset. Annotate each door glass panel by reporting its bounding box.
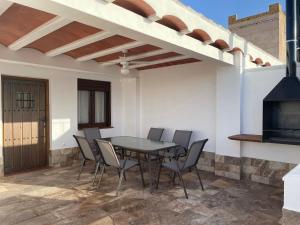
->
[16,92,23,108]
[24,93,30,108]
[30,92,35,108]
[16,92,34,109]
[95,91,106,123]
[24,93,29,108]
[78,90,90,124]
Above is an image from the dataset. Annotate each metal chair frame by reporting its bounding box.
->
[157,139,208,199]
[73,135,102,186]
[95,139,145,196]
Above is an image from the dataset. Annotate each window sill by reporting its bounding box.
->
[78,125,114,130]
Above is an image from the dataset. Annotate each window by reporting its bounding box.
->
[77,79,111,129]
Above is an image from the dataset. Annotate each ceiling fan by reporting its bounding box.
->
[104,50,151,75]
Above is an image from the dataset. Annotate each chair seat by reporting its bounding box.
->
[162,160,185,172]
[119,159,139,170]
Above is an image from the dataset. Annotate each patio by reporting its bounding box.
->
[0,0,300,224]
[0,163,283,225]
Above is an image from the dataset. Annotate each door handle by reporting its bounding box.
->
[40,119,47,128]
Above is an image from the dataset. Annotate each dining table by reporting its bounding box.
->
[105,136,179,192]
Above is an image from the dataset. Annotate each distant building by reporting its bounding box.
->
[229,3,286,62]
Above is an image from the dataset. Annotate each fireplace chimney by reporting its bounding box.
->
[286,0,298,77]
[262,0,300,145]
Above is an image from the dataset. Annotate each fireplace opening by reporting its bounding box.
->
[263,101,300,145]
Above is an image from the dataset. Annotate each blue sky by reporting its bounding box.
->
[181,0,286,28]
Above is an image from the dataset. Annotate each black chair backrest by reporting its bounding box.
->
[183,139,208,169]
[83,128,101,144]
[172,130,192,149]
[73,135,97,161]
[147,128,164,141]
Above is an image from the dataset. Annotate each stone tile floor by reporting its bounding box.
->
[0,162,283,225]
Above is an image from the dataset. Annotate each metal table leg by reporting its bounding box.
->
[147,153,154,193]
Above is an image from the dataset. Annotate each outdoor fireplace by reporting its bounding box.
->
[263,0,300,145]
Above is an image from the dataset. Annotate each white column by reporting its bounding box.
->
[121,75,140,137]
[215,53,244,158]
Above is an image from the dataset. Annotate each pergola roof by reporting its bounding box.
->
[0,0,281,71]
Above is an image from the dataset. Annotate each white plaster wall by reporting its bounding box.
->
[0,60,123,153]
[242,65,300,164]
[138,62,217,152]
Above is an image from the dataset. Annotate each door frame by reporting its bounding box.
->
[1,75,50,175]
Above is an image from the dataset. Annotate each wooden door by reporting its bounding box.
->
[2,77,48,174]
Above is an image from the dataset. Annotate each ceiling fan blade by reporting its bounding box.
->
[129,61,152,64]
[101,56,127,66]
[101,61,118,66]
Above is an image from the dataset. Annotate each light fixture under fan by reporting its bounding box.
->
[120,61,130,75]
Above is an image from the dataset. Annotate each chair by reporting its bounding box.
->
[157,139,208,199]
[145,128,165,160]
[84,127,124,158]
[164,130,192,159]
[95,139,145,196]
[147,128,164,141]
[73,135,102,185]
[83,128,101,153]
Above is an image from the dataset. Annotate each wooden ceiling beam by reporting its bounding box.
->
[9,16,71,51]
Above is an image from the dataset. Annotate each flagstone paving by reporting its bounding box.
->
[0,163,283,225]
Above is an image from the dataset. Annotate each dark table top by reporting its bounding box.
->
[105,136,178,153]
